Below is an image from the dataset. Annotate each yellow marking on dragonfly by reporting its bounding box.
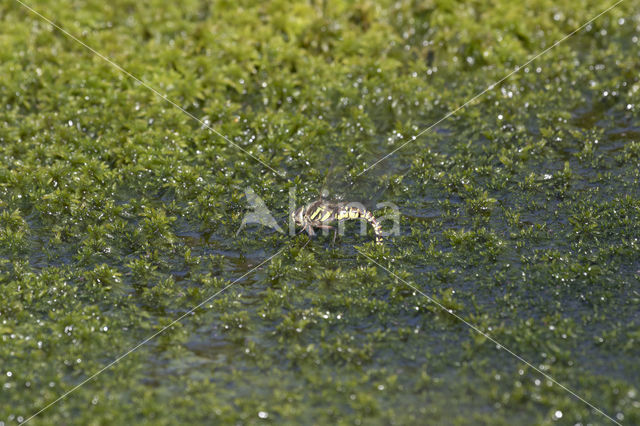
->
[292,200,384,245]
[308,208,318,220]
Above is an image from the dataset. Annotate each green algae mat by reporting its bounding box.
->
[1,0,639,424]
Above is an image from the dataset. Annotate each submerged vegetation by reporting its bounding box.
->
[0,0,639,424]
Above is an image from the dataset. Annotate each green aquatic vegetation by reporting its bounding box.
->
[0,209,31,256]
[1,0,640,425]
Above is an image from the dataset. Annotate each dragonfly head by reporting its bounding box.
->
[291,206,306,227]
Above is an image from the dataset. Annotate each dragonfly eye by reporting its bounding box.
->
[292,207,305,226]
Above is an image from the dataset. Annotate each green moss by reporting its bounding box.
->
[1,0,639,424]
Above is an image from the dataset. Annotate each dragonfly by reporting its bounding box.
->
[290,163,397,246]
[291,199,384,245]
